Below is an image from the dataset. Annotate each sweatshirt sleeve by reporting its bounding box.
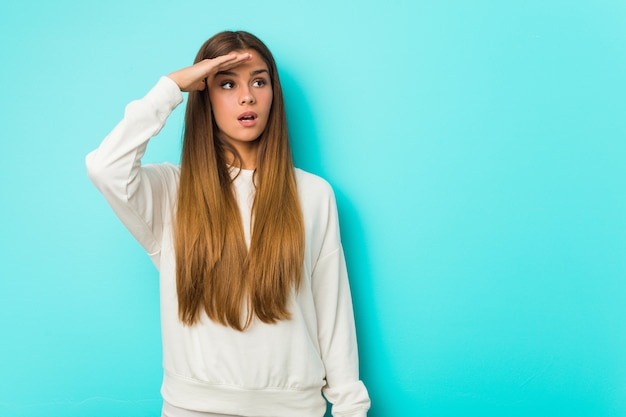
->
[85,76,184,267]
[311,187,371,417]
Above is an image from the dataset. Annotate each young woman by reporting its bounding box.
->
[86,31,370,417]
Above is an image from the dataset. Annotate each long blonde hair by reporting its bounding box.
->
[175,31,304,331]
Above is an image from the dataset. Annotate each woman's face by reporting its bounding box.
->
[208,49,273,152]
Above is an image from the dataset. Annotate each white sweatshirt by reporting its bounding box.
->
[85,76,370,417]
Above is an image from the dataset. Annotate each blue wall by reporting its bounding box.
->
[1,1,625,416]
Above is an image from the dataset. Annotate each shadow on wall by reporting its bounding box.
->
[281,68,322,175]
[336,191,418,417]
[282,68,415,417]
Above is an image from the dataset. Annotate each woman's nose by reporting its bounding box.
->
[240,87,255,105]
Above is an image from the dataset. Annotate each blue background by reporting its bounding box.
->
[1,0,625,416]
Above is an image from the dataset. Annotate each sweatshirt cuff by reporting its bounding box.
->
[325,380,370,417]
[143,76,184,118]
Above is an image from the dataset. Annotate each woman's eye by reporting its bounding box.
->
[220,81,234,89]
[252,79,267,88]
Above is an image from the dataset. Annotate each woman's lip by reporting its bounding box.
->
[238,111,258,127]
[238,111,258,120]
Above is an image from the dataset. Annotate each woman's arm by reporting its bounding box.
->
[310,187,371,417]
[85,76,183,261]
[86,53,252,264]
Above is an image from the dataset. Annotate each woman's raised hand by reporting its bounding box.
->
[167,52,252,92]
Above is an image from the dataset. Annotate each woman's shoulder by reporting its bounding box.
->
[294,168,335,197]
[294,168,339,218]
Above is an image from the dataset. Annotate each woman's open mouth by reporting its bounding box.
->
[238,111,258,127]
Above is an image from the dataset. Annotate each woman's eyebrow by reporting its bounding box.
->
[215,68,269,77]
[251,69,269,76]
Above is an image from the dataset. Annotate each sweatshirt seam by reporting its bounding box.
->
[314,247,340,273]
[318,246,340,261]
[165,370,317,392]
[123,167,163,254]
